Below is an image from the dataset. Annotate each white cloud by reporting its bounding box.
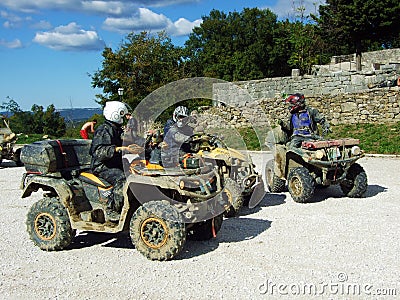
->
[33,22,105,51]
[31,20,52,30]
[103,7,167,32]
[0,0,199,16]
[1,1,205,44]
[167,17,202,36]
[1,10,29,28]
[0,38,23,48]
[103,7,201,36]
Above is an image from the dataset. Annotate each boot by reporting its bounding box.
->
[105,208,120,222]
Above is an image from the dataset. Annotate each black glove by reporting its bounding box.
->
[323,126,332,135]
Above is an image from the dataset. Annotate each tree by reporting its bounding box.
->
[184,8,281,81]
[90,31,185,110]
[316,0,400,70]
[5,102,66,137]
[42,104,66,137]
[30,104,44,134]
[0,97,22,117]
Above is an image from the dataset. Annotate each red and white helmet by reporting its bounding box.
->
[285,93,305,113]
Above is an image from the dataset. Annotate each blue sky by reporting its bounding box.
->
[0,0,323,110]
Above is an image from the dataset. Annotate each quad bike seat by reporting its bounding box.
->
[79,171,112,188]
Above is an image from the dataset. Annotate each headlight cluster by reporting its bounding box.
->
[314,149,325,159]
[351,146,361,156]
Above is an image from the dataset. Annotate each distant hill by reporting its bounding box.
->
[1,107,102,123]
[57,108,102,122]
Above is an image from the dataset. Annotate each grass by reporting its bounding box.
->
[326,122,400,155]
[16,134,51,144]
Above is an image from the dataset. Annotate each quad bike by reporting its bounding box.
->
[140,130,264,217]
[187,133,265,216]
[20,139,231,261]
[0,118,23,166]
[265,127,368,203]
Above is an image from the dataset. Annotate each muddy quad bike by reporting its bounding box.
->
[265,127,367,203]
[20,139,229,261]
[0,118,23,166]
[189,133,265,216]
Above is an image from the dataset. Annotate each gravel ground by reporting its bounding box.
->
[0,154,399,299]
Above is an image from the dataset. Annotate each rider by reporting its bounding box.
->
[89,101,130,221]
[280,93,331,148]
[162,106,194,167]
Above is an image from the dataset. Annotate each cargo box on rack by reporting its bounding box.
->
[20,139,91,175]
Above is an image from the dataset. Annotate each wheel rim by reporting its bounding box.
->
[140,217,168,249]
[34,213,57,240]
[289,176,303,197]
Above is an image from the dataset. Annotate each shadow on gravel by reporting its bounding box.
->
[68,231,133,250]
[178,218,272,260]
[364,184,387,197]
[239,193,286,216]
[300,184,387,203]
[0,160,21,168]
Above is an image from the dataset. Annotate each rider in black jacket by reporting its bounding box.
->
[89,101,130,221]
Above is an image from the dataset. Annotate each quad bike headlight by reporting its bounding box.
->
[351,146,361,156]
[314,149,325,159]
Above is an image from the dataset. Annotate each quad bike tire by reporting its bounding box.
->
[265,159,286,193]
[130,200,186,261]
[187,214,223,241]
[223,178,243,218]
[287,167,315,203]
[26,197,75,251]
[340,163,368,197]
[13,148,23,166]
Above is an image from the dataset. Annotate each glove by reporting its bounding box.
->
[276,119,284,128]
[115,146,129,153]
[323,126,332,135]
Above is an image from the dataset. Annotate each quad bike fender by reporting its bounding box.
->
[200,147,249,165]
[272,144,287,178]
[21,175,73,204]
[284,151,308,178]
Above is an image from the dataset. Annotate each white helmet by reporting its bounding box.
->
[173,106,189,122]
[103,101,129,124]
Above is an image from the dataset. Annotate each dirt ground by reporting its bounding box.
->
[0,154,399,299]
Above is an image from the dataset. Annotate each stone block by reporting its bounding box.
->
[341,102,357,112]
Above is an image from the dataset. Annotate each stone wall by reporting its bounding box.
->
[198,88,400,130]
[315,48,400,73]
[213,69,399,106]
[194,49,400,130]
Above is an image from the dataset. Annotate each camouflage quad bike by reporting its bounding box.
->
[189,133,265,216]
[0,118,23,166]
[21,139,230,261]
[265,127,368,203]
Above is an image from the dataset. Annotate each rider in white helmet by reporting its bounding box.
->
[89,101,130,221]
[162,106,193,167]
[164,106,190,135]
